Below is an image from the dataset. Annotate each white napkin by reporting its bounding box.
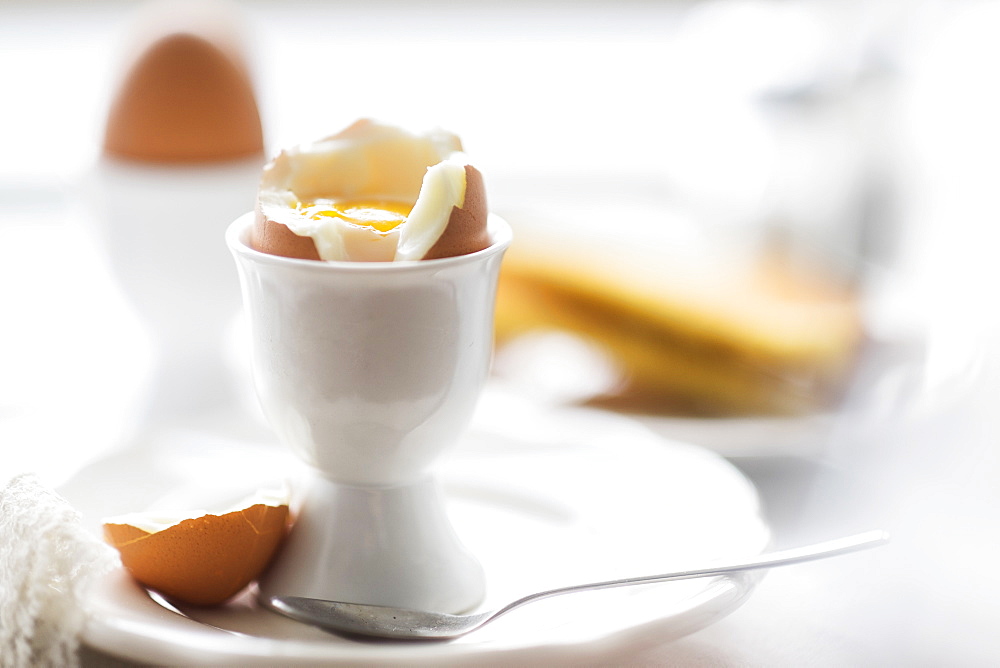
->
[0,474,119,668]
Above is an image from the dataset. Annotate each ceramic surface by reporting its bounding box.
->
[227,213,510,612]
[89,158,264,425]
[75,393,771,665]
[227,212,511,486]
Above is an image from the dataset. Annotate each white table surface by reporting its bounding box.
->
[3,1,1000,665]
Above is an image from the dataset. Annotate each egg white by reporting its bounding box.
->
[258,120,467,262]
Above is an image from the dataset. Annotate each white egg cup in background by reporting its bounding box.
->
[90,157,263,431]
[227,212,511,614]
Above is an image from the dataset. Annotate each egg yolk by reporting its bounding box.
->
[298,199,412,233]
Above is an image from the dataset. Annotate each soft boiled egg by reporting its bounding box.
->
[103,489,290,606]
[253,119,491,262]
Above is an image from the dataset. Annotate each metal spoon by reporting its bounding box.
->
[265,530,888,640]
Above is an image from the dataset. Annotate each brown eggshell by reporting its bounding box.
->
[103,503,289,606]
[252,209,322,261]
[103,32,263,163]
[424,165,491,260]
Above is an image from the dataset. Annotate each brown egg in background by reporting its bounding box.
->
[103,0,264,163]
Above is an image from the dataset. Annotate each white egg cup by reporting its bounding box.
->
[90,157,263,430]
[227,212,510,614]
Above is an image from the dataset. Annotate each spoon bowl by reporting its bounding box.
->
[266,530,889,640]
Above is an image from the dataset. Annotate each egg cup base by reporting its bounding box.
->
[257,472,486,615]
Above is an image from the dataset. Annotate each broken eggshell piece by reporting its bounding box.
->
[103,489,290,606]
[253,120,491,262]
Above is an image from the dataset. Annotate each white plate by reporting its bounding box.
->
[68,389,770,666]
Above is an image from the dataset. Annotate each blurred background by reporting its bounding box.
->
[2,0,999,664]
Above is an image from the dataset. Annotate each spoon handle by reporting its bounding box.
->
[493,530,890,620]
